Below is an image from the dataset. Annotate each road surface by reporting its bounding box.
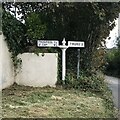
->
[105,76,120,109]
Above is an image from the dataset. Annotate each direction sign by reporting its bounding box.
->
[37,38,85,81]
[37,40,59,47]
[68,41,85,47]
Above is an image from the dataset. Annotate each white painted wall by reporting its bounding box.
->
[15,53,58,87]
[0,34,58,89]
[0,34,14,90]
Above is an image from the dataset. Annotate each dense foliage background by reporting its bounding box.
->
[105,36,120,78]
[2,2,120,90]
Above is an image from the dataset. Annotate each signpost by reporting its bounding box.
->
[77,49,80,79]
[37,40,59,47]
[68,41,85,47]
[58,38,68,81]
[37,38,85,81]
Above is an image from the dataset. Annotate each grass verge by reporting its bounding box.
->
[2,83,117,118]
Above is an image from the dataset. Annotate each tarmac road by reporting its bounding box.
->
[105,76,120,109]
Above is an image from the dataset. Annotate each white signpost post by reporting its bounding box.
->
[37,38,85,81]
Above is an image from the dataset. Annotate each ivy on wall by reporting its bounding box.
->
[2,9,51,74]
[2,10,27,72]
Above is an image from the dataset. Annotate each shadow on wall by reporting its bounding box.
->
[0,34,14,90]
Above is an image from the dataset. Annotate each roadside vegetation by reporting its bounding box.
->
[105,36,120,78]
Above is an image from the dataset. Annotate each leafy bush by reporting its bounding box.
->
[105,48,120,78]
[63,72,108,93]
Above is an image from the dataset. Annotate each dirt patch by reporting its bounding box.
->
[28,106,49,117]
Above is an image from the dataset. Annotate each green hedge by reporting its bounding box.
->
[63,71,108,93]
[105,48,120,78]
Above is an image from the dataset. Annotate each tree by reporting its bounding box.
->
[2,2,120,76]
[117,36,120,49]
[25,12,46,44]
[105,36,120,78]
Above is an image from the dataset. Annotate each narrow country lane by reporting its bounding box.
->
[105,76,120,109]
